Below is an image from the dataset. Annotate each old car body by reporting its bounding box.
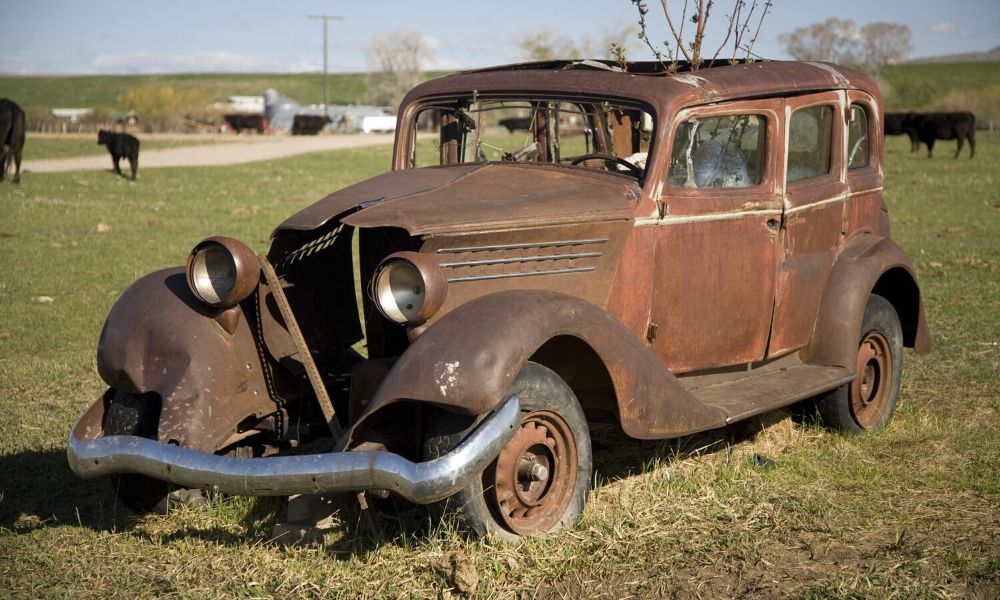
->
[69,60,930,537]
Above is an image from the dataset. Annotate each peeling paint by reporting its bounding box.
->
[435,361,461,397]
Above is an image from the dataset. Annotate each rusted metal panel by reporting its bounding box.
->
[345,290,726,445]
[96,268,277,452]
[605,226,656,341]
[650,215,779,373]
[769,202,843,355]
[843,191,888,237]
[277,164,636,237]
[418,222,631,327]
[805,234,931,369]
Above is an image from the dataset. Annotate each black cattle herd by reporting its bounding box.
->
[884,111,976,159]
[0,96,985,185]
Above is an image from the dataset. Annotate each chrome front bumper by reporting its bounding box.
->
[67,395,520,504]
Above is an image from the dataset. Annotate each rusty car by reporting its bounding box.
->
[68,59,930,539]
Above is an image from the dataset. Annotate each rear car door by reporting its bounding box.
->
[768,91,848,356]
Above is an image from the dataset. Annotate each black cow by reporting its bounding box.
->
[912,112,976,159]
[291,114,331,135]
[883,112,920,153]
[224,113,265,134]
[98,130,140,179]
[498,117,533,133]
[0,98,26,184]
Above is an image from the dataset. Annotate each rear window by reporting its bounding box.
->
[787,105,834,182]
[848,104,870,170]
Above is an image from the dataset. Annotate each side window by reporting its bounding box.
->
[787,105,833,182]
[668,114,766,189]
[847,104,869,170]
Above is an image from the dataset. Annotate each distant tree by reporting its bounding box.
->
[582,23,641,60]
[514,23,638,62]
[856,22,912,75]
[118,84,213,130]
[516,28,580,61]
[366,29,433,108]
[627,0,773,72]
[779,18,911,75]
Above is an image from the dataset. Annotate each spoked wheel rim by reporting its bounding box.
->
[850,331,894,429]
[492,410,577,536]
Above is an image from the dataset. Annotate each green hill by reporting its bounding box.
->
[1,63,996,125]
[881,61,1000,115]
[0,72,370,111]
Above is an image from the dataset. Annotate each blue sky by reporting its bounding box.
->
[2,1,997,75]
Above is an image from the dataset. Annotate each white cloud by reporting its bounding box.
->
[930,21,955,34]
[88,50,313,74]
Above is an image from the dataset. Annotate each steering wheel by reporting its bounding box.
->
[569,153,643,177]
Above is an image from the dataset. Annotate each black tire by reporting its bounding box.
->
[814,294,904,434]
[423,362,592,540]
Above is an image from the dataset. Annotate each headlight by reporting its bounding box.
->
[186,236,260,308]
[374,252,447,326]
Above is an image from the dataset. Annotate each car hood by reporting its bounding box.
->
[273,163,638,237]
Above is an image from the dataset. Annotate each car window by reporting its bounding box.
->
[667,114,766,189]
[787,105,834,182]
[410,98,654,180]
[847,104,869,170]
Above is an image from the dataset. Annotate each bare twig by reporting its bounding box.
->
[662,0,693,63]
[743,0,772,59]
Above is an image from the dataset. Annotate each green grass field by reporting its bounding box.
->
[0,134,998,598]
[22,134,228,160]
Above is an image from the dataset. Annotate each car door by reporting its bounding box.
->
[649,99,784,373]
[768,91,848,356]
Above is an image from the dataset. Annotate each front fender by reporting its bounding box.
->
[805,234,931,369]
[350,290,727,442]
[96,268,276,451]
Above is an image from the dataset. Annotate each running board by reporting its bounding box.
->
[689,363,855,424]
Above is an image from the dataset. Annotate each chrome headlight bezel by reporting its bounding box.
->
[186,236,260,309]
[373,252,447,326]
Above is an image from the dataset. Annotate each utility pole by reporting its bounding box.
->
[307,14,343,118]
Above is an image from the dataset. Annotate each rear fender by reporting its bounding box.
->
[805,234,931,368]
[349,290,727,443]
[96,268,278,451]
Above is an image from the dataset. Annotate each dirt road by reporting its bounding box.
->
[22,133,396,173]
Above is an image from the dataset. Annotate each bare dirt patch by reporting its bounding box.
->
[21,133,395,173]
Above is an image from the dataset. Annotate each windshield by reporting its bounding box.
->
[409,97,654,180]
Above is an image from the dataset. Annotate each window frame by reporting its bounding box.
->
[662,98,783,218]
[844,91,882,194]
[404,94,659,180]
[786,104,837,184]
[783,91,845,210]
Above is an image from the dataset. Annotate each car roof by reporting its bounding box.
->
[400,60,880,112]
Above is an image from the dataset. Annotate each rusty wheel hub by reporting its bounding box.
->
[492,410,577,536]
[850,331,893,429]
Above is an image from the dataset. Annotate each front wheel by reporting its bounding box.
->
[814,294,904,434]
[423,362,592,540]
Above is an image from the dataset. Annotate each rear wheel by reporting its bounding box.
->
[814,294,904,434]
[423,362,591,540]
